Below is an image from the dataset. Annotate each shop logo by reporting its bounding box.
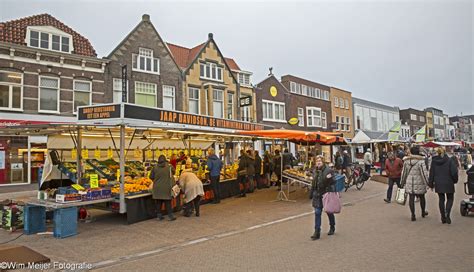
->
[287,117,299,126]
[270,86,277,97]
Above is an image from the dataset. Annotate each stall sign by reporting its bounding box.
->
[156,149,161,156]
[134,148,142,159]
[94,148,101,159]
[81,148,89,159]
[71,148,77,160]
[146,149,152,159]
[72,184,85,191]
[107,147,113,159]
[90,174,99,189]
[239,96,252,107]
[78,105,121,120]
[287,117,299,126]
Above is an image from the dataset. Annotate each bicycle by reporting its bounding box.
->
[344,163,366,191]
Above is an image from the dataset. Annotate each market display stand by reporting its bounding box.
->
[24,198,113,238]
[280,174,312,202]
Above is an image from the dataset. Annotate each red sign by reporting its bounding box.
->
[0,119,57,128]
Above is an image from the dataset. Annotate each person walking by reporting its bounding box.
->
[428,147,459,224]
[254,151,265,188]
[246,150,256,192]
[384,152,404,203]
[150,155,176,221]
[342,150,352,179]
[379,148,388,175]
[273,150,282,190]
[179,159,204,217]
[310,155,336,240]
[400,146,429,222]
[334,151,343,174]
[364,148,373,176]
[237,150,249,197]
[263,151,273,186]
[207,148,223,204]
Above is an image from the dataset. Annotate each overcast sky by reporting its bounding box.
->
[1,0,472,116]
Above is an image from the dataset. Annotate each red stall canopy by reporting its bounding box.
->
[237,129,346,145]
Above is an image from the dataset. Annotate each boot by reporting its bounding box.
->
[328,226,335,236]
[157,213,164,221]
[441,214,447,224]
[422,211,428,218]
[311,229,321,240]
[446,213,451,224]
[411,214,416,221]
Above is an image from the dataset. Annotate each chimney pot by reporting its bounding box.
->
[208,33,213,39]
[142,14,150,22]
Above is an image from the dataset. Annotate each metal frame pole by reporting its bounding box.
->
[76,127,82,184]
[119,125,126,214]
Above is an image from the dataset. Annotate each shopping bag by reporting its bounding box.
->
[323,192,341,214]
[395,188,407,205]
[171,184,181,198]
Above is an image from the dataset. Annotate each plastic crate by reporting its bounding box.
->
[335,175,345,192]
[24,205,46,235]
[58,187,78,195]
[53,207,78,238]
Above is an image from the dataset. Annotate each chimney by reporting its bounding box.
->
[208,33,213,40]
[268,67,273,76]
[142,14,150,22]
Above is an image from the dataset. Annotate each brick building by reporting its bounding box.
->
[329,87,354,139]
[399,108,427,138]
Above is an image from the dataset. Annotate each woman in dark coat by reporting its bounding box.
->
[263,151,273,186]
[150,155,176,221]
[429,147,459,224]
[310,155,336,240]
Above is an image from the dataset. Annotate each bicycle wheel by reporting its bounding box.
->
[344,176,351,192]
[356,179,365,190]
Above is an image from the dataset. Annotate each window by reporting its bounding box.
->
[240,94,251,122]
[323,91,330,101]
[238,73,251,86]
[200,62,223,81]
[307,107,322,127]
[227,93,234,119]
[322,112,327,128]
[420,116,425,122]
[336,116,340,130]
[345,117,351,131]
[0,71,22,111]
[339,98,344,108]
[262,100,285,122]
[135,81,156,107]
[308,86,315,98]
[302,85,308,96]
[39,77,59,113]
[345,99,349,109]
[213,89,224,118]
[28,28,72,53]
[188,87,200,114]
[298,107,304,127]
[73,80,91,113]
[334,97,339,108]
[290,82,296,93]
[410,114,417,121]
[132,48,159,74]
[113,78,129,103]
[316,88,321,99]
[163,85,175,110]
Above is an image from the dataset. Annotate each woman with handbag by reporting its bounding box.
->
[310,155,337,240]
[400,146,429,222]
[428,147,459,224]
[150,155,177,221]
[178,159,204,217]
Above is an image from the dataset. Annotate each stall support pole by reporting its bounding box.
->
[76,127,82,183]
[119,125,126,214]
[27,136,31,184]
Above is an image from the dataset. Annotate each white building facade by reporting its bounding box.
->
[352,97,400,133]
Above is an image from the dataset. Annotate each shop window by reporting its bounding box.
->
[0,71,22,111]
[135,81,156,107]
[39,76,59,113]
[73,80,91,113]
[189,87,200,114]
[163,85,175,110]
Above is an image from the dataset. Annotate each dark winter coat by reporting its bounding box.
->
[238,155,249,176]
[246,154,256,176]
[400,155,429,195]
[150,161,175,200]
[385,157,404,179]
[311,165,335,208]
[273,155,282,176]
[207,154,223,177]
[254,154,262,176]
[282,152,293,168]
[263,154,273,174]
[428,155,458,194]
[342,154,351,168]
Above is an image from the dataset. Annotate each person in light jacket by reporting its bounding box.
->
[310,155,336,240]
[428,147,459,224]
[179,159,205,217]
[207,148,223,204]
[364,148,373,176]
[400,146,429,222]
[150,155,176,221]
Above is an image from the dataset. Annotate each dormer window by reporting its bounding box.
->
[26,26,73,53]
[132,48,160,74]
[238,73,251,87]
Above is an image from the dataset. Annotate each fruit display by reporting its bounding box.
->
[221,164,238,180]
[98,159,143,177]
[111,177,152,195]
[283,168,312,181]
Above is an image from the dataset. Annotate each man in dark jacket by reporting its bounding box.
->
[254,151,265,188]
[207,148,223,204]
[238,150,249,197]
[310,155,336,240]
[379,148,388,175]
[246,150,256,192]
[428,147,459,224]
[384,152,403,203]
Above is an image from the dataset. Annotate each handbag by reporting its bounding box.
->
[322,192,341,214]
[395,188,407,205]
[171,184,180,198]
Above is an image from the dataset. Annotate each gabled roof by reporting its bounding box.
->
[0,13,96,57]
[225,58,240,71]
[166,42,206,69]
[256,74,290,94]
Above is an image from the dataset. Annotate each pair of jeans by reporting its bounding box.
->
[438,193,454,218]
[156,199,174,219]
[408,194,426,216]
[386,177,401,201]
[365,164,371,176]
[314,207,335,231]
[183,196,201,216]
[210,175,221,202]
[238,175,248,196]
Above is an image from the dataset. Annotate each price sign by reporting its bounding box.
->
[71,148,77,160]
[134,148,142,159]
[190,149,195,156]
[156,149,161,156]
[116,169,120,181]
[94,147,101,159]
[184,149,188,155]
[72,184,85,191]
[173,149,178,155]
[82,148,89,159]
[107,147,114,159]
[167,149,172,157]
[146,149,153,159]
[90,174,99,188]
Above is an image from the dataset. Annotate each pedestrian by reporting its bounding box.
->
[150,155,176,221]
[342,150,352,179]
[169,154,178,170]
[263,150,273,186]
[237,150,249,197]
[273,150,282,190]
[282,149,293,169]
[178,151,187,163]
[310,155,336,240]
[397,146,406,160]
[379,148,387,175]
[364,148,373,176]
[334,151,343,174]
[400,146,429,222]
[428,147,459,224]
[179,159,204,217]
[246,150,256,192]
[254,151,265,188]
[207,148,223,204]
[384,152,404,203]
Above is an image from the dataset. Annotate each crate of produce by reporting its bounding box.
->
[57,186,78,195]
[58,163,77,182]
[24,205,46,235]
[335,174,346,192]
[2,204,24,231]
[53,207,78,238]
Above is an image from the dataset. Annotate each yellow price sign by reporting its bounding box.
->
[116,169,120,181]
[156,149,161,156]
[107,147,114,159]
[173,149,178,155]
[72,184,85,191]
[82,148,89,159]
[184,149,188,155]
[146,149,153,159]
[90,174,99,188]
[71,148,77,160]
[167,149,172,157]
[134,148,142,159]
[190,149,195,156]
[94,148,101,159]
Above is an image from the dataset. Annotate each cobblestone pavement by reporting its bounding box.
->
[1,174,472,271]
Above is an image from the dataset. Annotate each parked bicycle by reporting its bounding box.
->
[344,163,368,191]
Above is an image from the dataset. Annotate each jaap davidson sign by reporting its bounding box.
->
[78,104,267,131]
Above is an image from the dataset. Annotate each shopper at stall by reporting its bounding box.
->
[179,159,205,217]
[400,146,429,222]
[254,151,265,188]
[178,151,187,163]
[246,149,256,192]
[263,151,274,186]
[384,152,404,203]
[273,150,283,190]
[207,148,223,204]
[169,154,178,170]
[282,149,294,169]
[150,155,176,221]
[379,148,388,175]
[428,147,459,224]
[238,150,250,197]
[310,155,336,240]
[364,148,373,176]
